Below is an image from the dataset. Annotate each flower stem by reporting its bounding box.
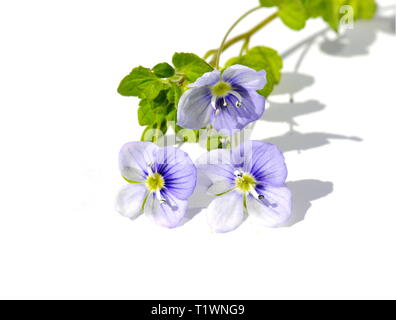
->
[207,10,279,68]
[239,37,250,56]
[215,6,263,69]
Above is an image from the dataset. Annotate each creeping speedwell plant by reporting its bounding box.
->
[116,0,377,231]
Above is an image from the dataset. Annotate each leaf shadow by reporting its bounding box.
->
[320,14,395,57]
[264,130,362,153]
[262,99,325,132]
[271,72,315,97]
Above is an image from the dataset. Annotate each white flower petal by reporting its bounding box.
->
[119,142,159,182]
[207,191,245,233]
[196,148,235,185]
[116,183,148,219]
[144,192,188,228]
[207,180,234,196]
[247,186,292,227]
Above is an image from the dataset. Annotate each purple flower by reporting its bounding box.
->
[177,65,267,135]
[116,142,197,228]
[196,141,292,233]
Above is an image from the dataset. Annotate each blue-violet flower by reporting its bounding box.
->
[116,142,197,228]
[177,65,267,135]
[196,141,292,233]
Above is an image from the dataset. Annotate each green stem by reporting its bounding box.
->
[207,10,279,67]
[215,6,263,69]
[239,37,250,56]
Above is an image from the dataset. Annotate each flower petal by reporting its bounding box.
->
[211,104,246,135]
[233,141,287,187]
[189,70,221,88]
[115,183,148,219]
[207,180,234,196]
[246,186,292,227]
[144,191,188,228]
[239,89,266,122]
[223,65,267,91]
[154,147,197,200]
[196,149,235,185]
[119,142,159,181]
[211,89,265,135]
[207,191,245,233]
[177,87,213,130]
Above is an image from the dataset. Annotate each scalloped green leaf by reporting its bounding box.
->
[152,62,175,78]
[172,53,213,82]
[118,66,168,100]
[225,46,283,97]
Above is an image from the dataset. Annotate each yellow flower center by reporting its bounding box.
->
[146,173,165,191]
[212,81,232,97]
[235,173,257,193]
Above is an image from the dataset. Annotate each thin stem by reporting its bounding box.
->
[207,11,278,67]
[239,37,250,56]
[215,6,264,69]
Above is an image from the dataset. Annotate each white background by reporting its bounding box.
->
[0,0,395,300]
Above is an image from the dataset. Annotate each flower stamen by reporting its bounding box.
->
[156,190,166,204]
[251,188,277,208]
[234,170,244,178]
[249,187,261,201]
[229,90,243,108]
[211,96,217,111]
[147,162,154,176]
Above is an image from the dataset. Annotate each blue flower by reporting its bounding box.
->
[196,141,292,233]
[116,142,197,228]
[177,65,267,135]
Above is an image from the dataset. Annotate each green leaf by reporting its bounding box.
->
[140,125,163,143]
[137,91,169,126]
[259,0,278,6]
[141,126,153,142]
[249,47,282,84]
[166,108,177,121]
[302,0,377,31]
[348,0,377,20]
[206,134,224,151]
[225,46,283,97]
[261,0,377,31]
[301,0,325,18]
[322,0,345,31]
[137,100,155,126]
[118,66,168,100]
[172,53,213,82]
[167,83,182,106]
[278,0,308,30]
[159,121,169,136]
[140,120,167,143]
[260,0,308,30]
[152,62,175,78]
